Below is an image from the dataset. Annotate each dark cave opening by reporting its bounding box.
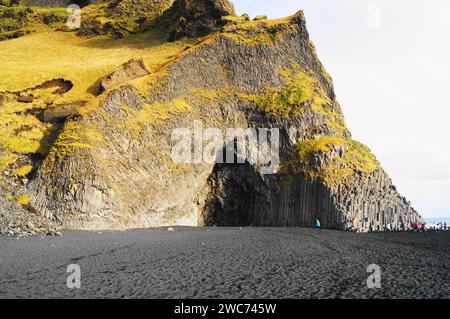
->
[201,161,268,227]
[73,0,92,7]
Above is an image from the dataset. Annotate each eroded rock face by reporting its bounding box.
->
[98,58,150,95]
[201,163,420,231]
[0,179,61,237]
[25,9,423,232]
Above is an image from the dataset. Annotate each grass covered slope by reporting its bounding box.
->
[0,3,198,227]
[0,10,193,182]
[0,29,191,103]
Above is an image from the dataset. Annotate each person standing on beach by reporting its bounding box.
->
[315,218,321,229]
[351,216,357,231]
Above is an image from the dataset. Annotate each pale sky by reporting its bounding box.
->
[233,0,450,218]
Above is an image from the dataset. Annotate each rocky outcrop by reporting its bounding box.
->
[201,162,420,231]
[163,0,236,40]
[0,5,69,41]
[0,179,61,237]
[0,5,31,41]
[39,101,83,123]
[1,0,422,233]
[98,58,150,95]
[78,0,175,38]
[22,1,423,232]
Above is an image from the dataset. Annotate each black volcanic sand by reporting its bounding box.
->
[0,228,448,298]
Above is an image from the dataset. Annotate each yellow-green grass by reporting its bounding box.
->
[122,97,192,135]
[12,164,33,176]
[240,65,331,116]
[220,13,299,46]
[283,136,380,186]
[223,12,301,30]
[239,64,347,135]
[0,26,196,170]
[0,96,58,157]
[51,120,103,159]
[16,193,29,205]
[0,28,191,104]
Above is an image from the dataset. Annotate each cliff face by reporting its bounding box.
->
[0,0,422,233]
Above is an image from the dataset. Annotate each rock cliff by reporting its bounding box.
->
[0,0,423,234]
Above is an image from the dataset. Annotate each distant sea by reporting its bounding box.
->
[426,217,450,225]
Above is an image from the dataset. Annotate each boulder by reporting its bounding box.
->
[98,58,150,95]
[254,15,268,21]
[39,102,84,123]
[241,13,250,21]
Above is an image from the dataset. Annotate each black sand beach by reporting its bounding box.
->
[0,228,448,299]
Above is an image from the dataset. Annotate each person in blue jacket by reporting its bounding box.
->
[315,218,321,229]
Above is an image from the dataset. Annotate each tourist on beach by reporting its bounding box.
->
[351,216,357,230]
[444,222,447,231]
[315,218,321,229]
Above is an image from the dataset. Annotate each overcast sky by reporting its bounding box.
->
[233,0,450,218]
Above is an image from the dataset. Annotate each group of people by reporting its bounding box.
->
[312,216,448,232]
[397,221,447,232]
[390,222,424,232]
[369,221,447,232]
[424,222,448,232]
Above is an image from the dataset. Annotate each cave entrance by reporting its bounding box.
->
[73,0,92,7]
[200,161,267,227]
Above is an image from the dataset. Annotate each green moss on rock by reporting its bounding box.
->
[283,136,381,186]
[123,97,192,135]
[16,194,29,205]
[240,65,331,116]
[78,0,175,38]
[0,98,56,163]
[12,164,34,176]
[51,120,103,160]
[0,5,68,41]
